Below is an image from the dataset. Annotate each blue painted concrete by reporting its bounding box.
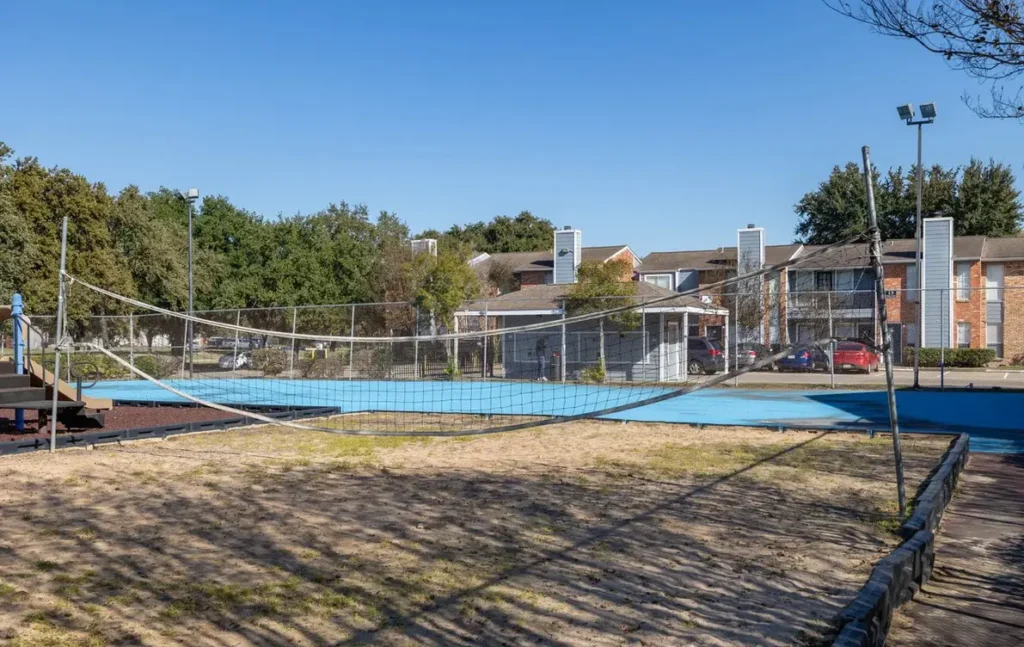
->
[84,379,1024,453]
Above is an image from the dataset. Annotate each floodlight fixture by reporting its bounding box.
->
[897,104,915,121]
[920,102,937,120]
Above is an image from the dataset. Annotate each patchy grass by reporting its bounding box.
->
[0,420,950,647]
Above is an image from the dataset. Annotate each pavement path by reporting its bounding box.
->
[888,453,1024,646]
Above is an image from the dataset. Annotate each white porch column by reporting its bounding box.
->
[658,312,665,382]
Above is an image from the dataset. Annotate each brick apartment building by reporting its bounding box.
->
[637,222,1024,364]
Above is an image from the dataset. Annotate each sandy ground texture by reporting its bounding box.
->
[0,419,951,647]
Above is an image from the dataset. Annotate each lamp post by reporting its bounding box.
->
[897,103,936,389]
[180,188,199,377]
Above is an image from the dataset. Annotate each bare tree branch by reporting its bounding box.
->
[826,1,1024,119]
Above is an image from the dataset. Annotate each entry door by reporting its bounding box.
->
[666,321,680,380]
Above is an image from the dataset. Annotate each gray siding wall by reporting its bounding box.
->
[676,270,699,293]
[922,218,953,347]
[553,229,581,284]
[737,228,764,273]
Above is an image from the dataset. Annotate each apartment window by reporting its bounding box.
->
[814,271,833,291]
[987,323,1004,358]
[986,263,1004,302]
[957,322,971,348]
[906,266,918,302]
[955,262,971,301]
[644,274,673,290]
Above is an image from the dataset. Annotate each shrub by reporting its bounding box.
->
[251,349,289,375]
[298,353,348,379]
[442,359,460,379]
[581,362,606,383]
[132,354,177,379]
[40,352,131,380]
[902,347,995,368]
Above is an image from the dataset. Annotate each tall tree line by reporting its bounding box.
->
[0,142,549,335]
[795,158,1023,244]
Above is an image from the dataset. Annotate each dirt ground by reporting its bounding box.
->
[0,419,951,647]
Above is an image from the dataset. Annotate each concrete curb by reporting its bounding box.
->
[830,433,970,646]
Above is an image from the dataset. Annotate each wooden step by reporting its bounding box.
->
[0,362,17,375]
[0,387,47,405]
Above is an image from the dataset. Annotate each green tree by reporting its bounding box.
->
[0,193,32,302]
[413,246,480,331]
[419,210,554,254]
[956,159,1022,235]
[796,159,1022,243]
[564,258,639,377]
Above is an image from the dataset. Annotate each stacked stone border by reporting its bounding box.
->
[831,433,971,646]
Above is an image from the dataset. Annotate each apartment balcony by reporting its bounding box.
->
[786,290,875,319]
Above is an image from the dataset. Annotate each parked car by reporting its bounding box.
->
[833,341,879,373]
[776,345,830,372]
[686,337,726,375]
[217,352,251,370]
[737,343,775,371]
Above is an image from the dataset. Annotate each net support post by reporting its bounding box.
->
[724,308,731,384]
[862,145,906,519]
[50,215,69,453]
[658,312,665,382]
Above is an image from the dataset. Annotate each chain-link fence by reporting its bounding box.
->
[11,285,1023,390]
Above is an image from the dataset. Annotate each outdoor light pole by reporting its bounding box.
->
[898,103,936,389]
[180,188,200,378]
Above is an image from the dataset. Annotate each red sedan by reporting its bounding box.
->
[833,341,880,373]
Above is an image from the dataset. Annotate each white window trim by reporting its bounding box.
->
[643,273,675,290]
[955,263,971,302]
[957,321,971,348]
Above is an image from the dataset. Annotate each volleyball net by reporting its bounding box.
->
[49,235,878,436]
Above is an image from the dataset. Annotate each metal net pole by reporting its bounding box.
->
[863,145,907,518]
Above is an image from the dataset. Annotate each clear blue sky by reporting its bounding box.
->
[4,1,1023,255]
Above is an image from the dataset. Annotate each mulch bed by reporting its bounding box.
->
[0,406,237,442]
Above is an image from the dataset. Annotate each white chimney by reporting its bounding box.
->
[553,226,582,284]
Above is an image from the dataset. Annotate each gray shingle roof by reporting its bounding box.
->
[458,281,723,314]
[478,246,630,274]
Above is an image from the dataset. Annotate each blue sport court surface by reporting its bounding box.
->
[84,379,1024,453]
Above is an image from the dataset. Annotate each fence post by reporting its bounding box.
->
[828,291,835,389]
[641,298,647,382]
[560,299,567,383]
[413,305,420,380]
[483,304,488,379]
[232,310,241,373]
[290,306,298,377]
[128,313,135,371]
[349,304,356,380]
[940,287,946,390]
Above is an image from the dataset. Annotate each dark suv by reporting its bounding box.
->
[687,337,726,375]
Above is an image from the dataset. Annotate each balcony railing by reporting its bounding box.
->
[786,290,874,313]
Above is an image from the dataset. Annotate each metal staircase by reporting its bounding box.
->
[0,360,103,428]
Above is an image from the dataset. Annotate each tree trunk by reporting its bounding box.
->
[599,317,605,368]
